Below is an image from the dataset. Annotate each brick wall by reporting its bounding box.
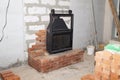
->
[24,0,70,53]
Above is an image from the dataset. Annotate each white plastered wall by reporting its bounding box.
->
[70,0,105,49]
[103,0,113,43]
[0,0,25,67]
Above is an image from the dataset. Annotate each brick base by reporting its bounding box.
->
[28,49,84,73]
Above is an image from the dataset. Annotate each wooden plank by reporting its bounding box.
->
[108,0,120,40]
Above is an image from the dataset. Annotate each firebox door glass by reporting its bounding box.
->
[52,34,71,50]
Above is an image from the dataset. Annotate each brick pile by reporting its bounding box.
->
[28,30,84,73]
[0,70,20,80]
[95,51,112,80]
[81,50,120,80]
[81,74,95,80]
[111,53,120,80]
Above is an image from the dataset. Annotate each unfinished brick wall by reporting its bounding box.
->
[24,0,70,53]
[28,30,46,56]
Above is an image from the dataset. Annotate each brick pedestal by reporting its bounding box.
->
[28,49,84,73]
[28,30,84,73]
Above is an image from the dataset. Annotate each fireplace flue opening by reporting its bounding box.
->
[46,9,74,54]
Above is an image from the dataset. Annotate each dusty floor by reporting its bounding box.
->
[2,52,95,80]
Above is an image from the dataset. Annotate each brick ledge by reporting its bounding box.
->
[28,49,84,73]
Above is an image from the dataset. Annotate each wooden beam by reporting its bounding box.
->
[108,0,120,40]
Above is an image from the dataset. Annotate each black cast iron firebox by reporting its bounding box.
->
[46,9,73,54]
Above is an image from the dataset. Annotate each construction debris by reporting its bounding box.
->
[81,50,120,80]
[0,70,20,80]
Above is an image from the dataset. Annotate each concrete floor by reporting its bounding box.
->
[2,52,95,80]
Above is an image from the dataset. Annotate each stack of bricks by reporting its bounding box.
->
[28,30,46,54]
[28,30,84,73]
[111,53,120,79]
[28,30,46,71]
[102,51,112,80]
[81,50,120,80]
[95,51,112,80]
[28,30,47,58]
[0,70,20,80]
[94,51,103,80]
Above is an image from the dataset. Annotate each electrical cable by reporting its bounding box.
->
[0,0,11,42]
[91,0,98,49]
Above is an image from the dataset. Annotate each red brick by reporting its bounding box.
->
[32,44,45,50]
[112,59,120,65]
[102,69,110,76]
[81,74,95,80]
[3,75,20,80]
[0,70,12,76]
[113,53,120,61]
[102,59,111,65]
[35,30,46,37]
[94,71,102,80]
[102,51,112,60]
[95,65,103,72]
[110,72,120,80]
[111,63,118,73]
[95,56,103,62]
[29,50,45,58]
[28,48,34,52]
[101,77,109,80]
[0,71,20,80]
[13,75,20,80]
[36,36,46,41]
[102,63,110,69]
[0,71,14,79]
[95,51,104,58]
